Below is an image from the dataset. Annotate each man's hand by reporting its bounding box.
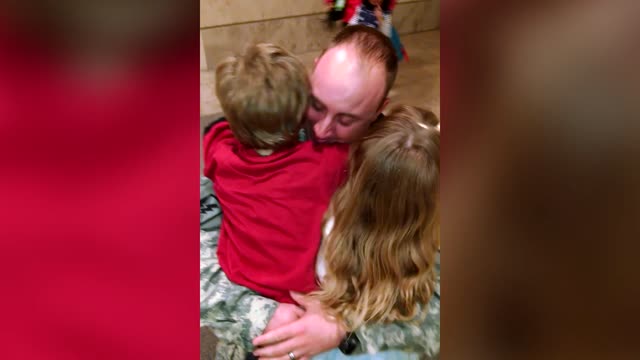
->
[252,292,347,360]
[263,303,305,334]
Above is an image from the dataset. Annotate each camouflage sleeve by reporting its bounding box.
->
[354,252,440,358]
[200,177,222,233]
[200,177,279,351]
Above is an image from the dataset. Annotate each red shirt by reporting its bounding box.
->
[203,121,349,303]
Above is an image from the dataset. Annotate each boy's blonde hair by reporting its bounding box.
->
[313,105,440,330]
[215,43,310,149]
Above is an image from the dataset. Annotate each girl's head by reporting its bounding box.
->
[315,105,440,330]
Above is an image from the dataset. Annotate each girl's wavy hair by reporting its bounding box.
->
[312,105,440,330]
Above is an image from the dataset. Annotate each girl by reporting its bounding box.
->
[313,104,440,359]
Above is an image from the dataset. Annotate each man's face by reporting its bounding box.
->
[306,46,387,144]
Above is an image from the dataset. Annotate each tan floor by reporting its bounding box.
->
[389,30,440,118]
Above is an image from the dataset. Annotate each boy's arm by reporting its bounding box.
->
[353,252,440,357]
[202,118,235,178]
[200,177,278,350]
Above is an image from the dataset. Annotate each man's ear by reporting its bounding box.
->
[376,98,390,118]
[314,57,319,65]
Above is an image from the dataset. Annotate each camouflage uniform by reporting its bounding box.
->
[200,177,440,359]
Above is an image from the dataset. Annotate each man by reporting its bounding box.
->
[201,26,440,360]
[305,25,396,144]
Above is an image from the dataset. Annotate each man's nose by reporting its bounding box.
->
[313,116,333,140]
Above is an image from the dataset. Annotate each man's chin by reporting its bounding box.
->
[308,130,337,144]
[305,124,343,144]
[314,136,343,144]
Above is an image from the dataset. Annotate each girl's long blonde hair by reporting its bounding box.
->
[313,105,440,330]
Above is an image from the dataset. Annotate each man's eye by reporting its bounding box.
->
[337,117,352,126]
[310,98,324,111]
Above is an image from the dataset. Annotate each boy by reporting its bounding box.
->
[203,43,349,310]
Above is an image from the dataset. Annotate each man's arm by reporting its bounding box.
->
[200,176,222,233]
[202,176,440,356]
[200,230,278,350]
[353,293,439,357]
[252,253,440,358]
[200,177,278,350]
[353,252,440,357]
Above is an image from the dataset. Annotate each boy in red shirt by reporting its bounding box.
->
[203,43,348,306]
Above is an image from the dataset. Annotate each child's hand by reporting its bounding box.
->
[374,5,384,25]
[263,303,305,334]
